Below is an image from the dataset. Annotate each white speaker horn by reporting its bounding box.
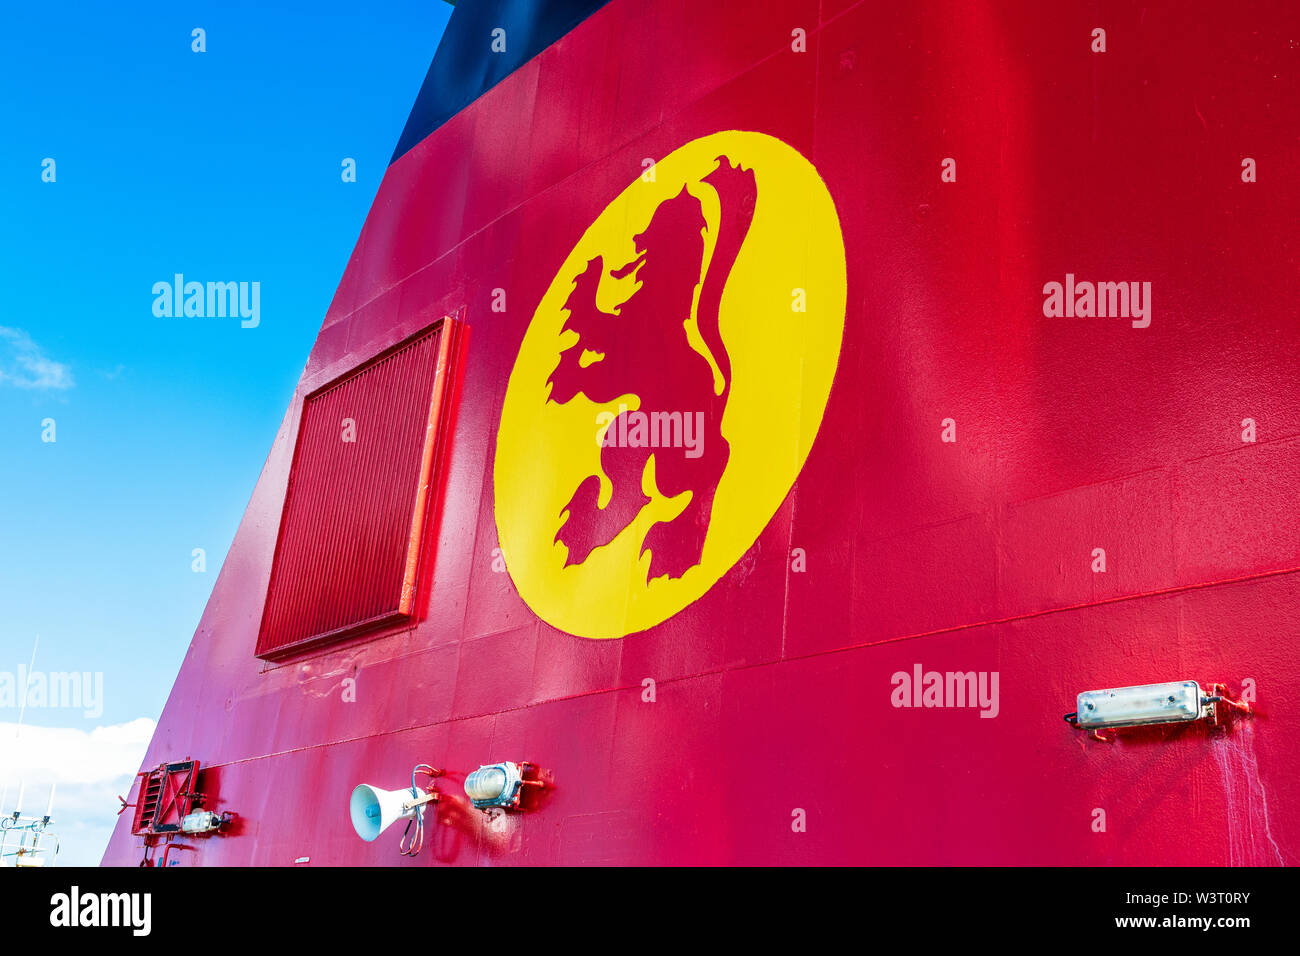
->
[350,784,422,842]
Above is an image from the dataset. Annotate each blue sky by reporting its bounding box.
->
[0,0,452,865]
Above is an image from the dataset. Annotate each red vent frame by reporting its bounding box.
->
[130,760,200,835]
[255,319,459,659]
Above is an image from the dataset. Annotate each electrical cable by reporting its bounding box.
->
[397,764,442,858]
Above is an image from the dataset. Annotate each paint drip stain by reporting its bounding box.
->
[1210,722,1287,866]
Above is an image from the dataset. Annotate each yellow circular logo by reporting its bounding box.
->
[495,130,846,639]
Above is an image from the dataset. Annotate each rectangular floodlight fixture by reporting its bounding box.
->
[1072,680,1203,729]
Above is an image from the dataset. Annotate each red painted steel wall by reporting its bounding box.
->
[104,0,1300,866]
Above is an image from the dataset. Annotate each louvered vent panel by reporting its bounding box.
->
[255,323,453,658]
[133,773,162,833]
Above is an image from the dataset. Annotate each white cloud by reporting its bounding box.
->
[0,718,155,867]
[0,326,74,389]
[0,719,155,786]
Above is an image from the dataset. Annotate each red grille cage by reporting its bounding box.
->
[255,321,458,659]
[130,760,199,835]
